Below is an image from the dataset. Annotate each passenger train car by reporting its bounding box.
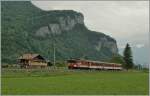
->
[67,59,122,70]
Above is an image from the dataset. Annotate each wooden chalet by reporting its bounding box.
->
[18,53,48,68]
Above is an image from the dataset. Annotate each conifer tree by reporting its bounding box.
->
[123,43,134,70]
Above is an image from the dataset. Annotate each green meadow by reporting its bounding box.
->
[2,68,149,95]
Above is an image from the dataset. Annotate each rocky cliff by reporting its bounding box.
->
[36,12,84,36]
[1,1,118,64]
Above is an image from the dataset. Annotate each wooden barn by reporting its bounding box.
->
[18,53,48,68]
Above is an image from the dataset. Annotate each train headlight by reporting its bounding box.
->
[73,64,77,67]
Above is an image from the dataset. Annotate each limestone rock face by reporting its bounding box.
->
[95,37,118,54]
[36,13,84,37]
[59,15,84,31]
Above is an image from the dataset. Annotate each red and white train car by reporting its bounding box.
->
[67,59,122,70]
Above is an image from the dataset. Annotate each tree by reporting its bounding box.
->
[123,43,134,70]
[109,54,125,64]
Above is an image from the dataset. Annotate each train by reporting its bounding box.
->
[67,59,123,70]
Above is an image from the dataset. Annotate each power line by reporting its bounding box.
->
[47,25,56,68]
[26,14,57,68]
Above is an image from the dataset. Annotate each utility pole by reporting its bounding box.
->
[27,14,57,68]
[47,25,56,68]
[53,42,56,67]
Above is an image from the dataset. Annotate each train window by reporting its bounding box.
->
[67,60,77,63]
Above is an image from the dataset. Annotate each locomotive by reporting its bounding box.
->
[67,59,122,70]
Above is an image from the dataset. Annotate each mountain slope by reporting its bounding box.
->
[1,1,118,64]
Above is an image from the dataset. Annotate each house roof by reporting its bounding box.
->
[18,53,41,60]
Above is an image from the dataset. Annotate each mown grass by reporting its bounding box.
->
[1,68,149,95]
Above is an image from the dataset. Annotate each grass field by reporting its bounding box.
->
[2,68,149,95]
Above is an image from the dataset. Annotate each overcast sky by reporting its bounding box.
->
[31,1,149,49]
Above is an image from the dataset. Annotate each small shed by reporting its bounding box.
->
[18,53,48,68]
